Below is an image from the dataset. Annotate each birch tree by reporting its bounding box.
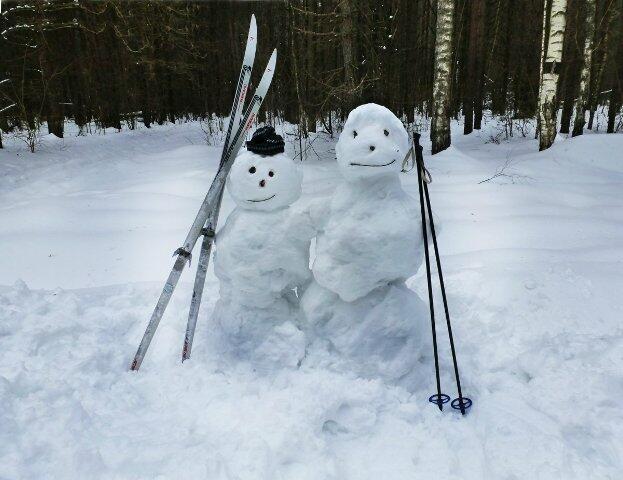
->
[537,0,567,151]
[431,0,454,154]
[571,0,596,137]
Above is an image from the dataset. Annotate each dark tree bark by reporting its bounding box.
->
[463,0,485,134]
[571,0,597,136]
[607,1,623,133]
[0,0,618,146]
[559,0,581,134]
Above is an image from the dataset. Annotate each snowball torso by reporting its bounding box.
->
[313,178,423,302]
[215,207,312,308]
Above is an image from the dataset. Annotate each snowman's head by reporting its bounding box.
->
[336,103,408,182]
[227,150,303,211]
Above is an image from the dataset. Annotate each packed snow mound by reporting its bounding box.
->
[209,295,307,371]
[302,281,428,384]
[0,121,622,479]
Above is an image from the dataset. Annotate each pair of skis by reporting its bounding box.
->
[131,15,277,371]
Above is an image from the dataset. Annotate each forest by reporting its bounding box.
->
[2,3,623,477]
[0,0,622,153]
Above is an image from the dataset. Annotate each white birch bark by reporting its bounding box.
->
[431,0,454,154]
[538,0,568,151]
[571,0,596,136]
[536,0,549,139]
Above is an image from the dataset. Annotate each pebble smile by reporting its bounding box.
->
[247,194,276,203]
[349,159,396,167]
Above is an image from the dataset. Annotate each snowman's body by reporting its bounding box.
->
[210,149,312,371]
[302,103,427,383]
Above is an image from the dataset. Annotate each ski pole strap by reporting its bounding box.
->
[412,132,432,183]
[401,147,415,173]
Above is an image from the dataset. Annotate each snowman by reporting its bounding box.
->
[209,126,313,371]
[301,103,428,384]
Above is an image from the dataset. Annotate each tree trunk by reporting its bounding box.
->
[463,0,485,135]
[559,91,574,133]
[558,0,581,135]
[39,30,64,138]
[571,0,596,136]
[607,12,623,133]
[587,2,619,130]
[431,0,455,154]
[536,0,549,139]
[473,2,485,131]
[339,0,357,112]
[607,89,621,133]
[538,0,567,151]
[288,1,308,140]
[608,1,623,133]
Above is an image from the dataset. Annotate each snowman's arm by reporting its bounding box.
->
[288,196,330,240]
[306,196,331,232]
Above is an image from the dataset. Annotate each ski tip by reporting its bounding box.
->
[268,49,277,67]
[250,14,257,34]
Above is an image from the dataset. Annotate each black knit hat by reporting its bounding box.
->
[246,126,285,155]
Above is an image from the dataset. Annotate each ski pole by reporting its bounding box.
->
[414,135,448,410]
[413,132,472,414]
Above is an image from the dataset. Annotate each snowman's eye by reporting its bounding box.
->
[384,129,389,136]
[248,166,256,174]
[353,130,358,138]
[268,170,274,177]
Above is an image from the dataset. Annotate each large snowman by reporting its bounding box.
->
[302,103,427,384]
[210,126,313,371]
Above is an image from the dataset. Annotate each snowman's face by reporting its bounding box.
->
[336,103,409,182]
[227,150,303,211]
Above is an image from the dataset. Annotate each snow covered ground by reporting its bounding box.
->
[1,120,622,479]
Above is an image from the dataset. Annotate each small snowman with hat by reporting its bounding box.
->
[209,126,313,371]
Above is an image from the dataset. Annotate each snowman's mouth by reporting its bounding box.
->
[247,194,276,203]
[350,159,396,167]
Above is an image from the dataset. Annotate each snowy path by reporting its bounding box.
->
[1,123,622,479]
